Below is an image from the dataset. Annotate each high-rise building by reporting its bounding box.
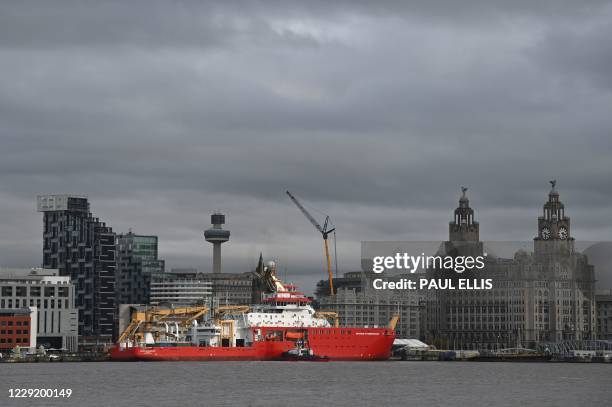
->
[116,232,165,305]
[37,195,116,344]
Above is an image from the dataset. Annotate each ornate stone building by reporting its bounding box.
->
[424,183,596,349]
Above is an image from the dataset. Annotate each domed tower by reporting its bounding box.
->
[445,187,483,257]
[534,180,574,258]
[204,212,230,274]
[449,186,479,242]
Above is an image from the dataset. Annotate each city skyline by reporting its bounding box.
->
[0,184,610,294]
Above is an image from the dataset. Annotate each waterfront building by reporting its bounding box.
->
[319,286,422,339]
[0,308,37,353]
[206,272,258,306]
[0,268,78,351]
[37,195,116,344]
[318,272,422,339]
[424,184,596,350]
[596,289,612,340]
[151,269,257,306]
[315,271,366,298]
[150,270,212,306]
[116,232,165,305]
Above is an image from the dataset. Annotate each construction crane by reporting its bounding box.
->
[286,190,335,295]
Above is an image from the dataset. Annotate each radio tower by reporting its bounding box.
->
[204,212,230,273]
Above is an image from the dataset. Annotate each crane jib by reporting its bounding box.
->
[286,190,336,296]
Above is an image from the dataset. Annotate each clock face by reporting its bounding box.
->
[559,227,568,240]
[541,227,551,240]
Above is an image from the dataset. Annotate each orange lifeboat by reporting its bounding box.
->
[285,331,305,340]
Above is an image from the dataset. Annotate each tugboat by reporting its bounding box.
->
[282,346,329,362]
[281,335,329,361]
[110,258,397,362]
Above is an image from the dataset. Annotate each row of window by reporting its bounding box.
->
[0,286,70,297]
[0,329,29,334]
[0,338,29,344]
[312,329,353,335]
[0,320,28,326]
[1,298,71,309]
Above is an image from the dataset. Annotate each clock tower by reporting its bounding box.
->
[534,180,574,257]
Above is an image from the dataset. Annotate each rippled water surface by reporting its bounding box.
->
[1,361,611,407]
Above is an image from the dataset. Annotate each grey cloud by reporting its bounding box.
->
[1,1,611,291]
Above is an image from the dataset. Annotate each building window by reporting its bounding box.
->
[30,287,41,296]
[16,286,27,297]
[1,286,12,296]
[44,287,55,297]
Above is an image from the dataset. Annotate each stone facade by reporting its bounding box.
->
[596,290,612,340]
[318,275,422,339]
[424,185,596,350]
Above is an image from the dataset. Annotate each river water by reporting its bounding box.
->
[1,361,611,407]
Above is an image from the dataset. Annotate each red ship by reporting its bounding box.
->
[110,261,396,362]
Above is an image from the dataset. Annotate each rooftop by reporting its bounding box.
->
[0,268,70,283]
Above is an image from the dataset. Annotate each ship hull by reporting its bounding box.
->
[110,327,394,362]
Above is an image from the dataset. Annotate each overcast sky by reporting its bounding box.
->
[0,1,611,291]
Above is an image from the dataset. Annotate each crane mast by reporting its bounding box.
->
[286,190,335,295]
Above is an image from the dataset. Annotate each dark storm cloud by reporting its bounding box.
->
[1,0,611,290]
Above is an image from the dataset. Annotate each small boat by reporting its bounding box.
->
[281,347,329,362]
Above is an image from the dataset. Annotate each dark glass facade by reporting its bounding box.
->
[38,195,116,343]
[116,232,165,305]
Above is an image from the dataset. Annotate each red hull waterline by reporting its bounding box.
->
[110,327,395,362]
